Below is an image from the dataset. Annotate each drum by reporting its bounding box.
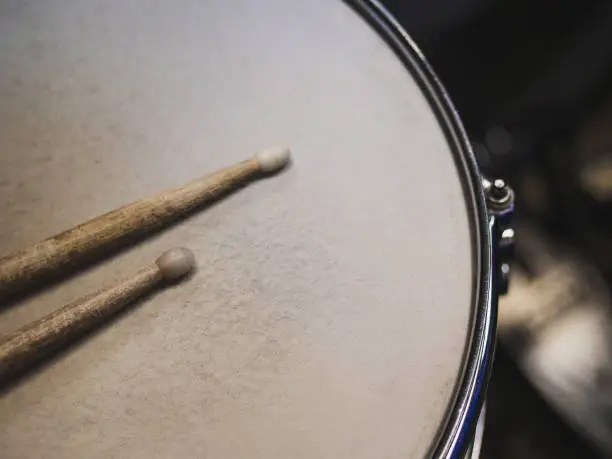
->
[0,1,512,458]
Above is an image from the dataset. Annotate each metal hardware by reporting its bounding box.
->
[483,177,514,213]
[483,178,515,295]
[348,1,508,457]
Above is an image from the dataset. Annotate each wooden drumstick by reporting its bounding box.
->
[0,247,195,381]
[0,146,290,297]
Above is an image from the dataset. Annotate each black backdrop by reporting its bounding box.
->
[382,0,612,174]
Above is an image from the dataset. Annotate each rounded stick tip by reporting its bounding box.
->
[255,146,291,173]
[156,248,195,280]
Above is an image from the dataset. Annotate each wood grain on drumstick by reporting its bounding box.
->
[0,146,290,298]
[0,247,195,381]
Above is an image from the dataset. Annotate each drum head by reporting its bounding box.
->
[0,1,487,458]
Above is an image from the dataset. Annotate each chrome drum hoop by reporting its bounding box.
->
[345,1,501,458]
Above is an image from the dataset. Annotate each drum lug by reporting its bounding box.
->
[483,177,515,295]
[483,178,513,215]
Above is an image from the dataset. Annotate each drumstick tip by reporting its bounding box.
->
[255,146,291,173]
[156,248,195,280]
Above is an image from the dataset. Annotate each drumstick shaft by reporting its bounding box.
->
[0,147,289,297]
[0,266,160,380]
[0,247,194,381]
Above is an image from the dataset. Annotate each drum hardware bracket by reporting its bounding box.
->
[483,178,514,213]
[483,177,515,294]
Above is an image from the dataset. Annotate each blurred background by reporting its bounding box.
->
[380,0,612,457]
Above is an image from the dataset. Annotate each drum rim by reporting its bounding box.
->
[344,1,497,458]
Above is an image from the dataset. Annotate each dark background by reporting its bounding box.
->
[380,1,612,457]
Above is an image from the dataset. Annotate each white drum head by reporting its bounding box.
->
[0,1,481,458]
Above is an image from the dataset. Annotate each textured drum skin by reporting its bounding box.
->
[0,1,474,458]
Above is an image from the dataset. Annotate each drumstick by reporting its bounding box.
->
[0,247,195,381]
[0,146,290,297]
